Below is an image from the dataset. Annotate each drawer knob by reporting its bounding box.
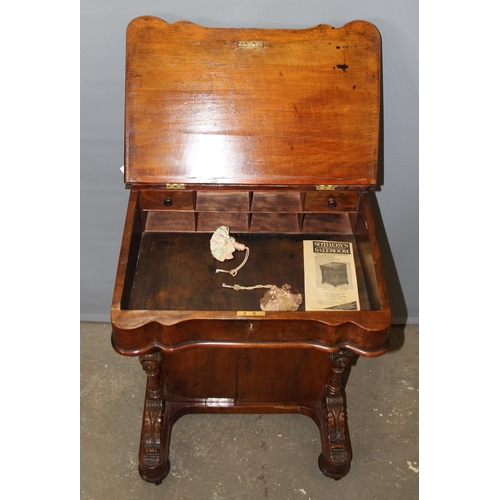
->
[328,197,337,209]
[163,197,173,207]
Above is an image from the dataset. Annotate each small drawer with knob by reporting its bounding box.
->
[139,190,196,211]
[302,191,359,212]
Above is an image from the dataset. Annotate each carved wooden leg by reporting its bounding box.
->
[318,349,354,480]
[138,350,170,484]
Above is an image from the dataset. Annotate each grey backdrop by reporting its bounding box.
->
[81,0,418,324]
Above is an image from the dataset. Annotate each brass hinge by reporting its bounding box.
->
[165,183,186,189]
[316,184,336,190]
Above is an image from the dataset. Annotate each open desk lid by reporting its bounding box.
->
[124,17,381,187]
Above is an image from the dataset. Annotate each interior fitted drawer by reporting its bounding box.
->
[197,212,249,232]
[250,213,301,232]
[144,211,196,232]
[251,192,302,212]
[301,213,352,233]
[140,190,196,210]
[303,191,359,212]
[196,191,250,211]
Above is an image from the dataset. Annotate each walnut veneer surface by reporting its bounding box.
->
[124,17,381,187]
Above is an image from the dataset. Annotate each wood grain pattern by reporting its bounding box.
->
[124,17,381,186]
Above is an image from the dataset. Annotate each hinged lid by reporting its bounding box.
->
[124,16,381,187]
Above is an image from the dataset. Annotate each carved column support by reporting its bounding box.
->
[326,349,354,399]
[140,350,164,400]
[319,348,355,479]
[138,350,169,483]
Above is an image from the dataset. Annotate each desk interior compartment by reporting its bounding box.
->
[119,189,385,314]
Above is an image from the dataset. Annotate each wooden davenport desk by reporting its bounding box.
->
[111,16,391,484]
